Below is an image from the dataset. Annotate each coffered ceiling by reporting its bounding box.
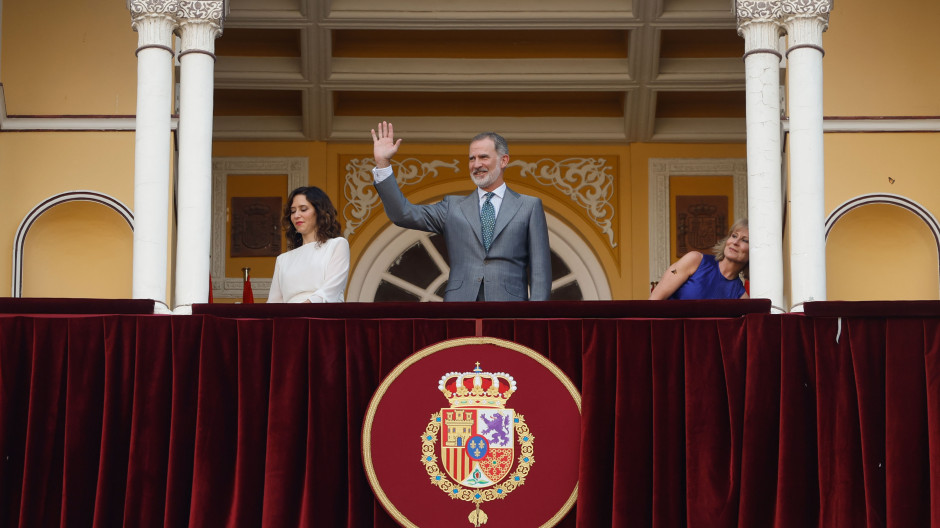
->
[212,0,750,143]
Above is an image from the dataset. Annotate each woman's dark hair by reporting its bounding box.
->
[282,186,342,250]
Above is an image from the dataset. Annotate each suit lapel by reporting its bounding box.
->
[459,191,485,247]
[492,187,522,242]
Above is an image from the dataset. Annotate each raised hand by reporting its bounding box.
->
[371,121,402,168]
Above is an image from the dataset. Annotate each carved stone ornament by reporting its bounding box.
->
[342,158,460,238]
[781,0,832,16]
[508,158,617,248]
[127,0,178,16]
[177,0,225,22]
[735,0,783,23]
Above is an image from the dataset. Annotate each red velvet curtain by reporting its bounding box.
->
[1,312,938,527]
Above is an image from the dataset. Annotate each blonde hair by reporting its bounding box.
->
[712,218,749,279]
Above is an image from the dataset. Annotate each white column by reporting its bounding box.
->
[736,1,785,312]
[784,0,831,311]
[174,2,224,314]
[128,1,176,312]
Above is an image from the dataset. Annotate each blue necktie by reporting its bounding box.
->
[481,192,495,251]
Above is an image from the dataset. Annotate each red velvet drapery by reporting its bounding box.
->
[1,302,938,527]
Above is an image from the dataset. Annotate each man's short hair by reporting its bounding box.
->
[471,132,509,157]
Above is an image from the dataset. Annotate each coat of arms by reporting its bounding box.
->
[421,363,535,527]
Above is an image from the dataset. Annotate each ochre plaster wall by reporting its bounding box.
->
[0,133,141,297]
[821,133,940,300]
[823,0,940,116]
[1,0,138,115]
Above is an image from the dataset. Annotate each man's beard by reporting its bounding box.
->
[471,169,499,189]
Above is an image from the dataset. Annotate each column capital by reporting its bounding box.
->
[735,1,784,57]
[177,1,227,56]
[128,0,178,52]
[782,0,832,50]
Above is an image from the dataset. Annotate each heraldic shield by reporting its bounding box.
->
[362,337,581,528]
[439,366,516,488]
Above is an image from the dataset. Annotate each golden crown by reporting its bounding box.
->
[438,363,516,409]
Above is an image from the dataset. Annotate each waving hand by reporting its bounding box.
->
[371,121,402,169]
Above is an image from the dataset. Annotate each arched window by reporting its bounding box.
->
[347,214,611,302]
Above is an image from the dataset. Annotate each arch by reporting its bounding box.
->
[347,213,612,302]
[13,191,134,297]
[825,193,940,299]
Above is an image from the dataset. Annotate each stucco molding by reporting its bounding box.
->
[342,157,461,238]
[509,157,617,248]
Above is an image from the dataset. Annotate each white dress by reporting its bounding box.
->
[267,237,350,303]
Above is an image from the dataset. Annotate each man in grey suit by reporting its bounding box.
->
[371,121,551,301]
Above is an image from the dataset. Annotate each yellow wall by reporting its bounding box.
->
[823,0,940,116]
[820,133,940,301]
[824,134,940,214]
[0,133,143,297]
[1,0,138,115]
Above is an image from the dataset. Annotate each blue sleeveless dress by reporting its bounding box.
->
[670,254,746,300]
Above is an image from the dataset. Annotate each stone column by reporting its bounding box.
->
[736,1,785,312]
[174,1,224,314]
[783,0,832,311]
[128,0,177,313]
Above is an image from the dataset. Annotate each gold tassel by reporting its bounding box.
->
[468,504,488,526]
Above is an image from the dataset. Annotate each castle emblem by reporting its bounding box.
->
[421,363,535,527]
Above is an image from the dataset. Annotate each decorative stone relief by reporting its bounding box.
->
[342,158,460,237]
[509,158,617,248]
[177,0,225,21]
[781,0,832,16]
[127,0,178,16]
[735,0,783,22]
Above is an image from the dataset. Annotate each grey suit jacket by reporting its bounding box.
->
[375,175,551,301]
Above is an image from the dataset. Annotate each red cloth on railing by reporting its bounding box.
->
[0,303,938,527]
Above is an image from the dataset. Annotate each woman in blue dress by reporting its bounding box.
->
[649,219,749,300]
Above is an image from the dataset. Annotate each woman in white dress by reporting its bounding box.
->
[267,186,350,303]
